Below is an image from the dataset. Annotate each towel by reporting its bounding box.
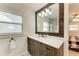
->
[9,38,16,50]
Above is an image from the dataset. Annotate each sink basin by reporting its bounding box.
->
[28,35,64,49]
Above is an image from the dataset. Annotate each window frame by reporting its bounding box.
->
[0,10,23,36]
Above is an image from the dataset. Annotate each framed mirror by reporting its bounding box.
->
[35,3,64,37]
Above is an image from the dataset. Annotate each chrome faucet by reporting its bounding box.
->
[41,34,45,38]
[38,34,47,38]
[41,35,45,38]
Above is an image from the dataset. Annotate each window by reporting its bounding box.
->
[43,22,49,32]
[0,11,22,34]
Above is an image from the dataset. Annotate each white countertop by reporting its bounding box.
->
[28,35,64,49]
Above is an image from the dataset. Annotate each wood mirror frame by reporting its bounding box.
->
[35,3,64,37]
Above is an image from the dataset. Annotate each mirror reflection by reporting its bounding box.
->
[37,3,59,33]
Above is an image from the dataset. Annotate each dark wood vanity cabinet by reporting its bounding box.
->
[28,37,45,56]
[45,44,63,56]
[28,38,39,56]
[28,37,63,56]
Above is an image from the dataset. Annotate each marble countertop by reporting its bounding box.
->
[28,35,64,49]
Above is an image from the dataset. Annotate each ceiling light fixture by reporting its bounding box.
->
[38,8,52,17]
[72,14,79,22]
[72,19,76,22]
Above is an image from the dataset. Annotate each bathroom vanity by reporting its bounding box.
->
[27,35,64,56]
[27,3,64,56]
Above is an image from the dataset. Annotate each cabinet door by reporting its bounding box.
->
[55,44,64,56]
[45,45,55,56]
[28,37,63,56]
[28,38,35,55]
[34,40,39,56]
[28,38,39,56]
[39,42,46,56]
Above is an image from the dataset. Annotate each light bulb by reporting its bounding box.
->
[45,8,49,13]
[72,19,76,22]
[38,13,41,16]
[48,11,52,14]
[75,18,79,21]
[42,11,45,15]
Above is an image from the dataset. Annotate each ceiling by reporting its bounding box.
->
[25,3,47,11]
[69,3,79,14]
[1,3,79,16]
[69,3,79,17]
[0,3,47,12]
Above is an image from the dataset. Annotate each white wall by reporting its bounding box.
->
[23,6,35,36]
[0,38,10,56]
[21,6,35,54]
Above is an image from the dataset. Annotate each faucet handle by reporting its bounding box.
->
[41,35,46,38]
[44,35,46,38]
[38,34,47,38]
